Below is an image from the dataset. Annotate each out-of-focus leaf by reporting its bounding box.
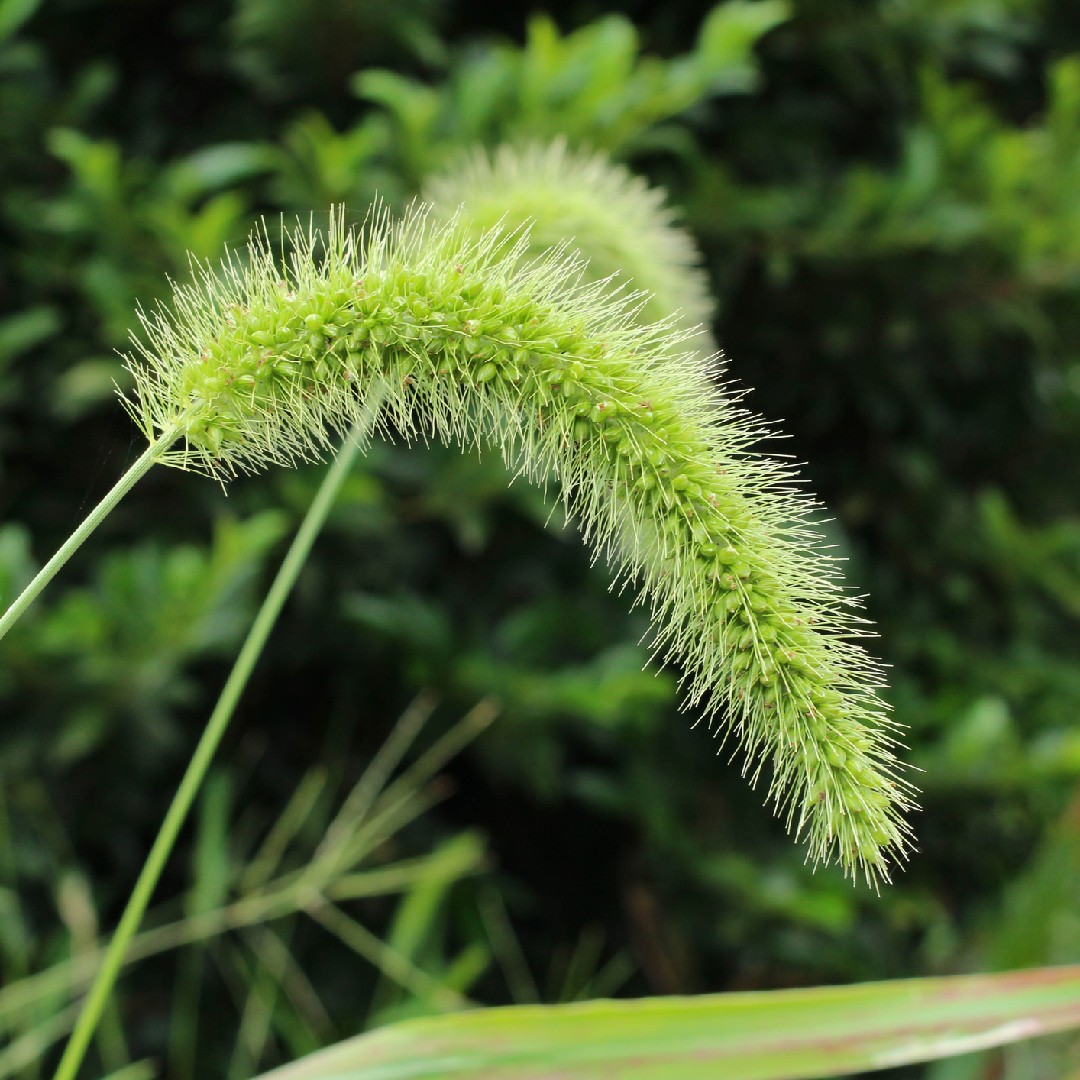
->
[256,966,1080,1080]
[163,143,278,202]
[0,307,59,366]
[0,0,38,44]
[695,0,789,93]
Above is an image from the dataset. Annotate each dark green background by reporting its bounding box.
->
[2,0,1079,1076]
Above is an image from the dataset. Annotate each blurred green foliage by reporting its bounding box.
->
[2,0,1080,1076]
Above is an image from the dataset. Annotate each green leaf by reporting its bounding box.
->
[695,0,790,93]
[0,306,59,365]
[254,966,1080,1080]
[164,143,277,202]
[0,0,38,44]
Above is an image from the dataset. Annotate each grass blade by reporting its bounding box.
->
[255,965,1080,1080]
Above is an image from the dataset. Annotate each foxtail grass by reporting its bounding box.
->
[121,205,913,883]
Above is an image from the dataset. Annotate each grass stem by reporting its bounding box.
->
[51,405,379,1080]
[0,431,179,642]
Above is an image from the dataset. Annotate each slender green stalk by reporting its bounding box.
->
[0,431,178,642]
[51,408,379,1080]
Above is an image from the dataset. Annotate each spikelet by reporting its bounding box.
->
[123,205,914,884]
[425,138,716,349]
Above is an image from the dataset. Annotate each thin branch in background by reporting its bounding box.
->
[305,902,469,1014]
[476,885,540,1005]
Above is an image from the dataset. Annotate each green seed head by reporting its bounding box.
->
[123,204,915,886]
[425,138,716,351]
